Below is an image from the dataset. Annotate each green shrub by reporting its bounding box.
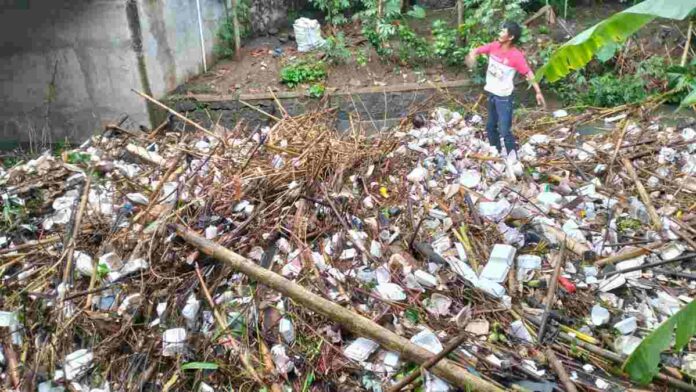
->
[432,20,467,66]
[323,33,351,64]
[280,61,327,88]
[397,24,431,64]
[308,83,326,98]
[214,0,251,59]
[582,73,647,107]
[309,0,352,25]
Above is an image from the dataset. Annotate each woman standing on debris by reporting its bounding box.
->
[466,21,546,156]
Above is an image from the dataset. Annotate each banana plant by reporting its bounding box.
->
[536,0,696,85]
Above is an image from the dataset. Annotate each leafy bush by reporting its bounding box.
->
[356,46,369,66]
[280,61,327,88]
[323,33,351,64]
[214,0,251,58]
[397,24,431,64]
[460,0,529,45]
[309,0,352,25]
[432,20,467,66]
[582,73,647,107]
[308,83,326,98]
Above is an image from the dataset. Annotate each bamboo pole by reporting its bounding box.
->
[595,242,662,267]
[621,158,662,230]
[681,21,693,67]
[545,348,577,392]
[61,175,92,284]
[172,224,503,392]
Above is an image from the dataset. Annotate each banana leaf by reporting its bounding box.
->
[622,299,696,384]
[537,0,696,83]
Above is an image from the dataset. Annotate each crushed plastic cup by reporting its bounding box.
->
[591,304,610,326]
[280,318,295,344]
[415,270,438,288]
[344,337,379,362]
[516,255,541,282]
[410,328,442,354]
[271,344,294,373]
[425,293,452,317]
[613,317,637,335]
[74,251,94,277]
[614,335,642,356]
[510,320,534,343]
[62,349,94,381]
[459,170,481,188]
[163,328,187,357]
[407,165,428,182]
[375,283,407,301]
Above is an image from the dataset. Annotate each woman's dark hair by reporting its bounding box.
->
[503,21,522,44]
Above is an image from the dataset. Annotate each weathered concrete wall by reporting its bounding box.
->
[0,0,228,144]
[139,0,227,97]
[0,0,147,144]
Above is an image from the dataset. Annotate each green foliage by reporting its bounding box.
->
[404,308,420,324]
[66,151,92,165]
[623,300,696,384]
[307,83,326,98]
[280,60,327,88]
[537,0,696,83]
[214,0,251,59]
[397,24,431,64]
[460,0,529,45]
[356,46,368,66]
[309,0,352,25]
[406,5,426,19]
[582,73,647,107]
[616,217,642,233]
[52,139,72,157]
[1,156,21,169]
[1,195,26,231]
[666,60,696,108]
[432,20,466,66]
[181,362,219,371]
[323,33,351,64]
[97,262,110,280]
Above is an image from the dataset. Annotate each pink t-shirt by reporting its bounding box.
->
[474,42,531,97]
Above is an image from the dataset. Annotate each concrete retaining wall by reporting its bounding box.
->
[0,0,228,145]
[167,80,474,132]
[0,0,146,145]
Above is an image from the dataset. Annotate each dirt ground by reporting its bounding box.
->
[174,3,684,97]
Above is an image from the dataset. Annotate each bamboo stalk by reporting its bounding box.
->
[681,21,693,67]
[595,242,662,267]
[172,224,503,392]
[132,89,220,140]
[545,348,578,392]
[61,175,92,285]
[538,244,565,341]
[194,263,265,386]
[621,158,662,230]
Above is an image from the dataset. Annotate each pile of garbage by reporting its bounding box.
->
[0,102,694,392]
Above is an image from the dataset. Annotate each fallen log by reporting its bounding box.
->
[171,224,504,392]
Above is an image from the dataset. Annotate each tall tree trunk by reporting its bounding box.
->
[456,0,464,45]
[231,0,242,61]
